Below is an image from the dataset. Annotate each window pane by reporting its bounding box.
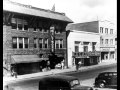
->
[60,40,63,48]
[34,38,37,48]
[12,37,17,48]
[19,37,23,48]
[39,38,43,48]
[24,38,28,48]
[45,39,48,48]
[11,18,17,29]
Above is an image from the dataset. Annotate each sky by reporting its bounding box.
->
[9,0,117,28]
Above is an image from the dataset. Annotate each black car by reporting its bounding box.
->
[39,75,93,90]
[94,72,117,88]
[4,75,93,90]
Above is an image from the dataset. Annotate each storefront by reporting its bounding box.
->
[72,51,101,66]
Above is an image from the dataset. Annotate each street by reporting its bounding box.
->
[4,63,117,90]
[62,63,117,90]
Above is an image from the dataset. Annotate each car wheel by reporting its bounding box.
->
[98,82,105,88]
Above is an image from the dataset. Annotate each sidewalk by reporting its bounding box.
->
[3,60,117,82]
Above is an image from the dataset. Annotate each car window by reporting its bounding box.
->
[70,79,79,87]
[39,79,70,90]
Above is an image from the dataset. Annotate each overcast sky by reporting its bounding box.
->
[9,0,117,28]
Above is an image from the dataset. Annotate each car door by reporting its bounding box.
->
[111,72,117,86]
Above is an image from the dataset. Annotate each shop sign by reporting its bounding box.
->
[101,48,110,51]
[72,51,101,58]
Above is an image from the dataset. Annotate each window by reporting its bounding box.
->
[11,18,17,29]
[55,40,59,49]
[11,18,28,31]
[44,38,48,48]
[12,37,29,49]
[55,39,63,49]
[34,38,37,48]
[105,28,108,34]
[39,38,43,48]
[92,42,96,51]
[19,37,23,48]
[60,39,63,48]
[110,39,113,45]
[84,46,88,52]
[12,37,17,48]
[105,39,109,44]
[110,29,113,34]
[38,27,42,32]
[33,27,37,32]
[100,27,103,33]
[101,39,104,45]
[24,38,29,48]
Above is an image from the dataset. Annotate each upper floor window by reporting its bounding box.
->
[11,18,28,31]
[34,38,38,48]
[12,37,29,49]
[110,29,113,34]
[101,39,104,45]
[55,39,63,49]
[55,29,60,34]
[105,39,109,44]
[100,27,103,33]
[110,39,113,45]
[39,38,43,49]
[44,38,48,48]
[105,28,108,34]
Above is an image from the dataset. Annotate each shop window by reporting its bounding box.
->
[12,37,17,48]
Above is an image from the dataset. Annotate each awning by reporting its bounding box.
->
[11,55,48,64]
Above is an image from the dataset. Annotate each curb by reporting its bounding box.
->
[3,62,117,82]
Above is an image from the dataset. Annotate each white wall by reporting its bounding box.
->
[67,31,100,67]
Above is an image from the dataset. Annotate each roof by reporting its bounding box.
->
[66,21,99,33]
[3,0,73,23]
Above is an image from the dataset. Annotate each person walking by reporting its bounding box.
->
[75,60,79,71]
[61,59,64,69]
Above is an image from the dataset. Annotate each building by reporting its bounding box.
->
[99,20,116,62]
[3,0,73,75]
[66,20,116,67]
[66,21,101,67]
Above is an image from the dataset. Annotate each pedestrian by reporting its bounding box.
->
[75,60,79,71]
[61,59,64,69]
[47,60,51,70]
[78,61,82,68]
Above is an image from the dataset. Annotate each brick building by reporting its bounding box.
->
[3,0,72,75]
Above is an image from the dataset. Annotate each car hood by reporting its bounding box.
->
[72,85,93,90]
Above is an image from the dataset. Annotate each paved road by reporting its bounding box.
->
[61,64,117,90]
[4,64,117,90]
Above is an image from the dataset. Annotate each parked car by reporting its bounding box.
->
[39,75,93,90]
[4,75,93,90]
[94,72,117,88]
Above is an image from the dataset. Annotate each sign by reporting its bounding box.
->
[101,48,110,51]
[72,51,101,58]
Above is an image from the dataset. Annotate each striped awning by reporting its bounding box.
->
[11,55,48,64]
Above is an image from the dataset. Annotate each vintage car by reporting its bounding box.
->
[94,72,117,88]
[4,75,93,90]
[39,75,93,90]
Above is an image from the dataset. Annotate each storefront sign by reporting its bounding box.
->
[72,51,101,58]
